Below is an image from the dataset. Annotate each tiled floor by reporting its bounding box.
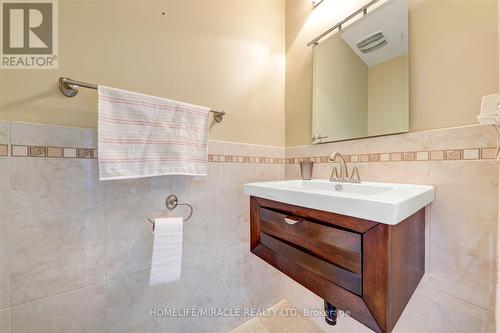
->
[231,279,497,333]
[230,300,325,333]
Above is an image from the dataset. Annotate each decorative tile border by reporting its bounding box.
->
[0,144,497,163]
[63,148,77,158]
[1,144,285,163]
[1,144,284,163]
[0,144,7,157]
[7,145,97,159]
[285,147,498,164]
[77,148,93,159]
[47,147,62,158]
[11,145,28,157]
[208,154,284,164]
[29,146,46,157]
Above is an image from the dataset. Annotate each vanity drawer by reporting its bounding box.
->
[259,207,362,274]
[260,232,362,295]
[250,196,427,333]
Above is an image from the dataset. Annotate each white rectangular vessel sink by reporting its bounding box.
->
[244,179,434,225]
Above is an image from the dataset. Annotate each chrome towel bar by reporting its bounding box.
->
[58,77,226,122]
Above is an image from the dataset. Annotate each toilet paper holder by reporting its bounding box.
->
[147,195,194,231]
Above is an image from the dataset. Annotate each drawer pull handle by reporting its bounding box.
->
[284,216,301,225]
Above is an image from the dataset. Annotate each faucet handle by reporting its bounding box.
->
[329,166,340,182]
[349,164,368,183]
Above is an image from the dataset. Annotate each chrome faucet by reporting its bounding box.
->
[328,152,367,184]
[329,152,349,182]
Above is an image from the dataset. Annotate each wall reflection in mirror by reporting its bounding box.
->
[312,0,409,144]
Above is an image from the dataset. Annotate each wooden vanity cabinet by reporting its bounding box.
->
[249,196,425,333]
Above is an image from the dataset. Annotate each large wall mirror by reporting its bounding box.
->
[312,0,409,144]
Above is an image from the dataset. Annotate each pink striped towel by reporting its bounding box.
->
[98,85,210,180]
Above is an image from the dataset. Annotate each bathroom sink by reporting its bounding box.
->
[244,179,434,225]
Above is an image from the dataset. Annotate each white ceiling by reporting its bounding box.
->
[340,0,408,67]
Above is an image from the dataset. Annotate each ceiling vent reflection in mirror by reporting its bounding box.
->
[357,31,387,53]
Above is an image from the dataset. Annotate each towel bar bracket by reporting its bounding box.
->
[212,111,224,123]
[58,77,226,122]
[59,78,81,97]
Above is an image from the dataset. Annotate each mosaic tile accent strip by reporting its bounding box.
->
[47,147,63,158]
[209,154,284,164]
[29,146,46,157]
[286,147,498,164]
[63,148,77,158]
[11,145,28,157]
[481,148,497,159]
[430,150,444,160]
[416,151,429,161]
[369,154,379,162]
[463,148,480,160]
[446,149,461,160]
[390,152,402,161]
[403,152,416,161]
[0,144,7,157]
[7,145,97,159]
[1,144,498,163]
[77,148,93,159]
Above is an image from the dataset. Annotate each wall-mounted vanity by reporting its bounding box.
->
[244,180,434,333]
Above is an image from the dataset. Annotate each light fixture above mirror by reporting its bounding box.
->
[312,0,324,8]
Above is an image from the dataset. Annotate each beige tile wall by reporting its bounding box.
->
[0,121,10,311]
[0,308,10,333]
[9,157,105,305]
[0,121,285,333]
[0,121,497,333]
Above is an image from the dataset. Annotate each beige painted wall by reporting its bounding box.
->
[367,53,409,136]
[0,0,286,147]
[2,0,497,148]
[313,34,368,141]
[285,0,499,146]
